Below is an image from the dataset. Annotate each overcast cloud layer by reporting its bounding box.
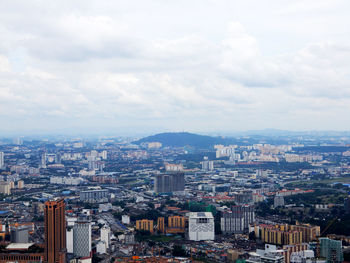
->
[0,0,350,135]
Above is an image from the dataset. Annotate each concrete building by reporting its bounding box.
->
[319,238,343,263]
[188,212,214,241]
[154,172,185,194]
[67,227,74,253]
[96,241,106,254]
[290,250,315,263]
[100,226,110,250]
[0,152,4,169]
[17,180,24,189]
[73,221,91,258]
[44,199,66,263]
[157,217,165,234]
[221,205,255,234]
[234,190,254,205]
[167,216,186,233]
[50,177,83,186]
[136,219,154,234]
[201,160,214,171]
[0,182,11,195]
[274,195,285,208]
[221,212,245,234]
[79,189,109,202]
[10,226,29,243]
[122,215,130,225]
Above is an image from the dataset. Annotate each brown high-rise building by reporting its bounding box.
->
[44,199,66,263]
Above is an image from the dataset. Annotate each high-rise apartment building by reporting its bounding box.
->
[154,172,185,194]
[157,217,165,234]
[44,199,66,263]
[319,238,343,263]
[234,190,254,205]
[167,216,186,233]
[0,152,4,169]
[221,205,255,234]
[0,182,11,195]
[201,160,214,171]
[136,219,154,234]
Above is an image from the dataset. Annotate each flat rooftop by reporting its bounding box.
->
[6,243,35,250]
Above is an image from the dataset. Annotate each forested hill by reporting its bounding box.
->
[134,132,234,148]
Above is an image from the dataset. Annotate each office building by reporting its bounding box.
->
[188,212,214,241]
[79,189,109,202]
[136,219,154,234]
[44,199,66,263]
[73,221,91,258]
[154,172,185,194]
[319,238,343,263]
[0,152,4,169]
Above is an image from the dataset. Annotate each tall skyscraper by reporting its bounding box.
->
[154,172,185,194]
[0,152,4,169]
[44,199,66,263]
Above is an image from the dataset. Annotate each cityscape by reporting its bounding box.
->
[0,132,349,262]
[1,0,350,263]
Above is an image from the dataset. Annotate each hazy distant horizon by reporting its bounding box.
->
[2,128,350,140]
[1,0,350,133]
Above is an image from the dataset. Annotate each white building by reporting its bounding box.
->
[201,160,214,171]
[50,176,84,185]
[290,250,315,263]
[122,215,130,225]
[188,212,214,241]
[67,227,74,253]
[96,241,107,254]
[100,226,111,250]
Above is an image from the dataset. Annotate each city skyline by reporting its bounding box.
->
[0,0,350,133]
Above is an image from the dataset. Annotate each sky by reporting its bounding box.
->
[0,0,350,136]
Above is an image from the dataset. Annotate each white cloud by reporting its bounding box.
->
[0,0,350,134]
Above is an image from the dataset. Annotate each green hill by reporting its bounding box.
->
[134,132,234,148]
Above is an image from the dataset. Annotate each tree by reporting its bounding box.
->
[172,245,187,257]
